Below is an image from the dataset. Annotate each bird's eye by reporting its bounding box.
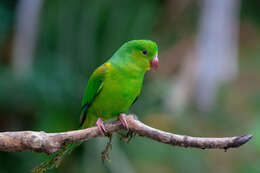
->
[142,50,148,55]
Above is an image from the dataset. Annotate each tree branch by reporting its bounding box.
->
[0,115,252,155]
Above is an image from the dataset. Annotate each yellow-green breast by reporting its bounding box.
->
[86,62,144,121]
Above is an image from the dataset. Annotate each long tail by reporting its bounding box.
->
[33,110,97,173]
[32,141,83,173]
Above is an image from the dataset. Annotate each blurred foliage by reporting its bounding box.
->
[0,0,259,173]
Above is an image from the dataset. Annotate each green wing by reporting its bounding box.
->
[80,63,109,126]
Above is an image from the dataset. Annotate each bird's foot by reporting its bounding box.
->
[96,118,107,136]
[118,113,129,130]
[118,114,136,143]
[118,130,136,143]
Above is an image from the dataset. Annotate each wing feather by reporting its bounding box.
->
[79,63,109,126]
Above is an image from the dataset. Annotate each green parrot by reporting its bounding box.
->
[33,40,158,172]
[80,39,158,135]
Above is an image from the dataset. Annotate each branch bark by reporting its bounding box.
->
[0,115,252,155]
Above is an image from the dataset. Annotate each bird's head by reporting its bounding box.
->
[114,40,159,71]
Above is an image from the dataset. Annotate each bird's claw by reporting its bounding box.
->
[96,118,107,136]
[118,113,129,130]
[118,130,136,143]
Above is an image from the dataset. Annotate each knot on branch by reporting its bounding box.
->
[22,132,44,149]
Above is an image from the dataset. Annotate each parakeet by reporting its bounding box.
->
[33,40,158,172]
[80,40,158,135]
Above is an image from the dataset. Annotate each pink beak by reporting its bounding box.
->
[150,55,159,70]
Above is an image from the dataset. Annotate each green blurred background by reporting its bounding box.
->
[0,0,259,172]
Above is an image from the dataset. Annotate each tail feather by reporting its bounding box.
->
[32,142,82,173]
[33,112,97,173]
